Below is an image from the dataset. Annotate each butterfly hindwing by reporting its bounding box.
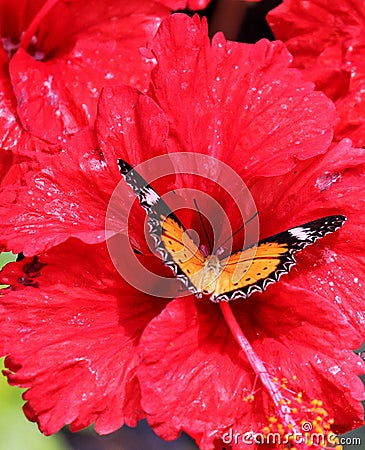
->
[212,215,346,302]
[118,159,204,294]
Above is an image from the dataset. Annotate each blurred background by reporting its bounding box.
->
[0,0,364,449]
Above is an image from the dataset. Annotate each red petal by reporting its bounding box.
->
[138,296,268,449]
[249,139,365,336]
[96,85,170,168]
[0,103,160,256]
[147,14,335,180]
[0,239,166,434]
[1,0,171,151]
[0,149,16,186]
[242,282,365,435]
[0,46,50,154]
[0,129,117,255]
[267,0,352,97]
[10,49,89,142]
[267,0,365,84]
[335,80,365,145]
[250,139,365,235]
[0,151,35,247]
[137,288,364,449]
[267,0,365,146]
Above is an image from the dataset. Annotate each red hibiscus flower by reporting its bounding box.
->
[0,11,336,255]
[267,0,365,147]
[1,13,364,450]
[0,0,175,155]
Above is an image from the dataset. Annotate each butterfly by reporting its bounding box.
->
[118,159,346,302]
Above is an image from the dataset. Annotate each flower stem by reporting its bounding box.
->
[219,301,302,436]
[20,0,60,51]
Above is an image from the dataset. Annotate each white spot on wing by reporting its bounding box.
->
[144,187,160,205]
[288,227,310,240]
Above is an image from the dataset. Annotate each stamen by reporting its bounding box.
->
[20,0,60,51]
[220,301,302,436]
[242,374,261,403]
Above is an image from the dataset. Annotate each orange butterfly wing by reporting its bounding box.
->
[211,242,289,302]
[160,215,206,292]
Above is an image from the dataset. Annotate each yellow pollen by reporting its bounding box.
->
[311,399,323,407]
[243,394,255,403]
[263,387,335,448]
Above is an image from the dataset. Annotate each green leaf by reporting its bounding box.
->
[0,359,66,450]
[0,252,17,288]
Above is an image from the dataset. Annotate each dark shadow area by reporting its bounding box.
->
[61,420,199,450]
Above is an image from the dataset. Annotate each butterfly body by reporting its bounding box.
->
[118,159,346,302]
[195,255,221,296]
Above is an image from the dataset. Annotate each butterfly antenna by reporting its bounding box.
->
[219,211,259,248]
[193,198,213,254]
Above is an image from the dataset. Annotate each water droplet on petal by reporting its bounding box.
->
[315,172,341,192]
[329,365,341,375]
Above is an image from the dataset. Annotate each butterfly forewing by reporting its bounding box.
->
[118,159,204,294]
[159,215,205,286]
